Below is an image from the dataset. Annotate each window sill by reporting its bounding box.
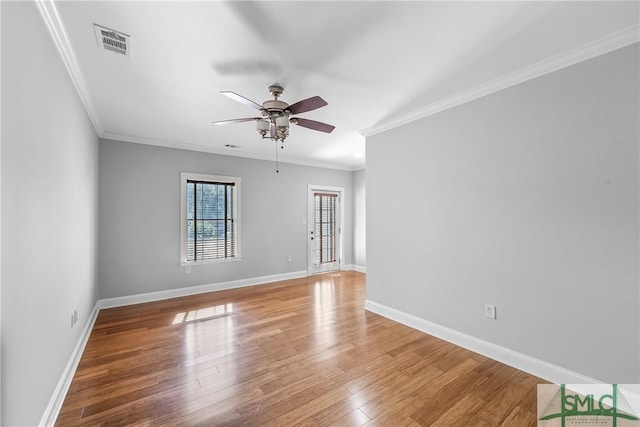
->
[180,256,243,267]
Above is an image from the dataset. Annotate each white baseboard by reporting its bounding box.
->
[363,301,640,409]
[364,299,604,386]
[364,301,640,409]
[98,270,308,309]
[39,302,100,426]
[344,264,366,273]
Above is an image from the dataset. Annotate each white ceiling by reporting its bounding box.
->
[43,1,639,170]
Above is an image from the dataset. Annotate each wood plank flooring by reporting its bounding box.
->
[56,271,542,426]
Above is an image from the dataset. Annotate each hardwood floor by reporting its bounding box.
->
[56,271,541,426]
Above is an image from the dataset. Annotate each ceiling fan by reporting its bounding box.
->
[213,84,335,144]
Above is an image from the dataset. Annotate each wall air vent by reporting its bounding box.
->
[94,24,130,57]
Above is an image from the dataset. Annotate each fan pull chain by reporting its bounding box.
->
[275,140,280,173]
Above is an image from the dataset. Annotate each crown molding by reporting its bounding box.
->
[34,0,103,135]
[32,0,361,172]
[35,0,636,169]
[361,25,640,138]
[100,131,359,172]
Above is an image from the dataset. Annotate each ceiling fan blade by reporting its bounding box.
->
[287,96,328,115]
[213,117,260,125]
[220,91,263,110]
[292,118,335,133]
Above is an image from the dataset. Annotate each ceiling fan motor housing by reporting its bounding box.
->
[262,99,289,112]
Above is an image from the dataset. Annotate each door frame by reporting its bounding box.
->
[307,185,344,275]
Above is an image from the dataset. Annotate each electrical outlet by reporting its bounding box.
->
[186,266,191,274]
[485,304,496,319]
[287,255,292,263]
[71,314,75,328]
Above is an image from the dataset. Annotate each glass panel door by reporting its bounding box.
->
[309,190,341,274]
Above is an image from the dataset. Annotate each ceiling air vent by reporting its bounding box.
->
[94,24,130,57]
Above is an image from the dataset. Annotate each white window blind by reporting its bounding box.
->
[181,173,241,264]
[314,193,337,264]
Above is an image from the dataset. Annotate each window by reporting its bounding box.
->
[314,193,338,264]
[180,173,241,264]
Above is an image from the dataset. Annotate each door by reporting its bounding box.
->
[308,186,343,274]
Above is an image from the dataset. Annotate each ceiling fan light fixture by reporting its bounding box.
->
[275,115,289,141]
[256,119,270,137]
[275,115,289,128]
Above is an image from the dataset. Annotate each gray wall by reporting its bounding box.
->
[366,44,639,383]
[99,139,354,299]
[1,2,100,425]
[353,169,366,268]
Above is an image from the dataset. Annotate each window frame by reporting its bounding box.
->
[180,172,242,266]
